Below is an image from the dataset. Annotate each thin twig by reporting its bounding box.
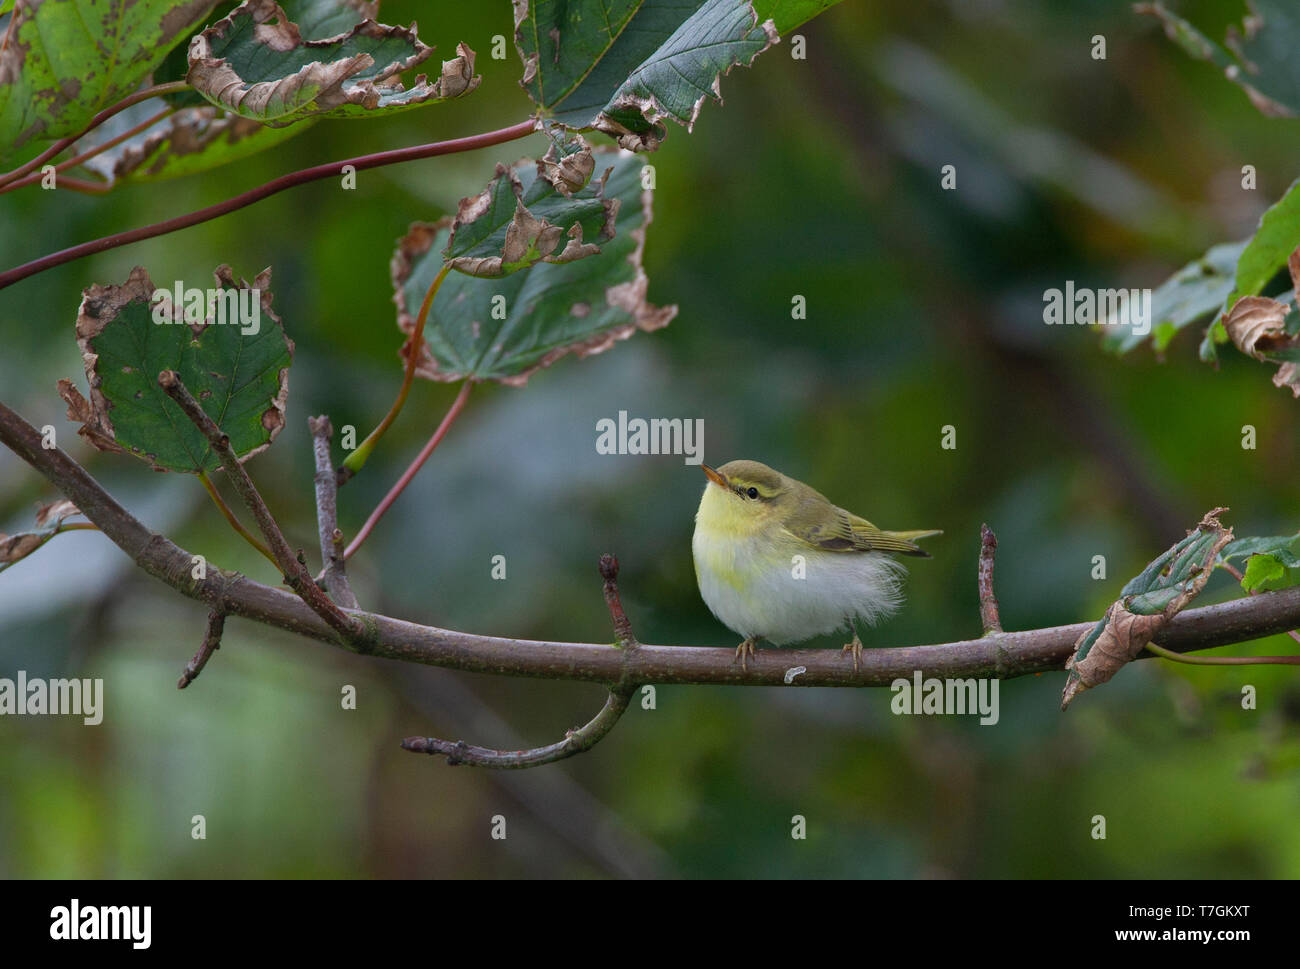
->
[600,554,638,649]
[400,556,640,768]
[401,687,635,768]
[0,81,189,189]
[157,371,367,644]
[178,609,227,688]
[198,470,277,566]
[0,120,538,290]
[978,523,1002,635]
[1144,640,1300,666]
[343,380,473,560]
[340,263,451,481]
[309,416,358,609]
[49,176,111,195]
[4,396,1300,688]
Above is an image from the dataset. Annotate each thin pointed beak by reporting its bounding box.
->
[701,464,728,489]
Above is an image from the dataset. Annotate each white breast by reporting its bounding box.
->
[692,522,906,646]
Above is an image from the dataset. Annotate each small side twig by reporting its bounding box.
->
[600,553,638,649]
[158,371,366,644]
[401,686,635,769]
[309,416,358,610]
[978,523,1002,635]
[178,608,226,688]
[399,554,645,769]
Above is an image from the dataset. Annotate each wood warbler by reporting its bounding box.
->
[692,460,940,670]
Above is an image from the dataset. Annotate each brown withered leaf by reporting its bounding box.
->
[1221,246,1300,396]
[0,500,86,573]
[442,137,617,278]
[34,500,81,528]
[57,378,124,455]
[1061,509,1234,710]
[188,0,478,126]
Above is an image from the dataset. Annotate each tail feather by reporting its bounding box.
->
[879,528,942,558]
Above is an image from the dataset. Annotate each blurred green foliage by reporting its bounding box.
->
[2,0,1299,878]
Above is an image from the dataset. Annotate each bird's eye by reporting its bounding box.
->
[746,487,759,499]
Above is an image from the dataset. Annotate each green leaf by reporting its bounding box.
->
[153,0,377,107]
[0,0,217,161]
[753,0,841,34]
[1224,177,1300,313]
[280,0,376,39]
[392,147,676,385]
[442,135,619,277]
[61,266,292,473]
[1221,534,1300,568]
[188,0,477,126]
[1139,1,1300,118]
[1241,553,1286,592]
[1102,240,1245,355]
[515,0,838,150]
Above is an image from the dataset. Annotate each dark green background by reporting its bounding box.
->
[1,0,1297,878]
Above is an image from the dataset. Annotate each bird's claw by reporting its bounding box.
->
[734,637,757,671]
[842,633,863,673]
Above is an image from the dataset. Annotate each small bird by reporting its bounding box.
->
[692,460,940,671]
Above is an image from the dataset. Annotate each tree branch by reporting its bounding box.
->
[4,397,1300,692]
[157,372,367,644]
[401,687,634,768]
[978,523,1002,635]
[600,554,638,649]
[178,608,226,689]
[0,120,538,290]
[308,416,358,610]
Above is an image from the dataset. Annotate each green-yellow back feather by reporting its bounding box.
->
[713,460,941,557]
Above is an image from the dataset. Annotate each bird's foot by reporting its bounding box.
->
[842,631,864,673]
[734,637,758,671]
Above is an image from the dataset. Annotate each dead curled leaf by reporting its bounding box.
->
[1220,247,1300,396]
[0,500,84,570]
[187,0,479,124]
[35,500,80,528]
[1061,508,1234,710]
[0,532,45,566]
[80,108,282,183]
[444,138,617,277]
